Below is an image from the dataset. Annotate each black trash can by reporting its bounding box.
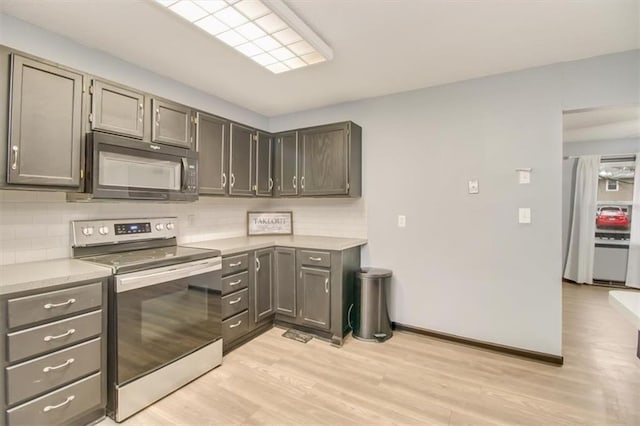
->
[350,267,393,342]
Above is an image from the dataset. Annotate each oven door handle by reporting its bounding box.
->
[115,258,221,293]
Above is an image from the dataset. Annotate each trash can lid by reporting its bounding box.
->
[357,267,393,279]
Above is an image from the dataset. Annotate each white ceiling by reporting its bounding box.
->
[1,0,638,117]
[563,105,640,143]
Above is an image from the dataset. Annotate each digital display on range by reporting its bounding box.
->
[115,222,151,235]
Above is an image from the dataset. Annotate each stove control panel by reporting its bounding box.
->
[72,217,177,247]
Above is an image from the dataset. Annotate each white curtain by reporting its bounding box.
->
[564,155,600,284]
[625,154,640,288]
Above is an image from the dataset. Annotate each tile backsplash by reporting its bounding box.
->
[0,190,366,265]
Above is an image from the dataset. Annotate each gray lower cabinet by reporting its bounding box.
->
[1,279,108,426]
[197,112,228,195]
[255,132,273,196]
[254,249,275,322]
[299,267,331,331]
[274,132,298,196]
[229,123,255,196]
[274,248,296,317]
[7,53,83,188]
[151,98,193,149]
[89,80,144,139]
[298,121,361,197]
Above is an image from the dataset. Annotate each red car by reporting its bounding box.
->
[596,207,630,229]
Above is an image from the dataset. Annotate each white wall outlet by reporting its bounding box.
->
[468,180,479,194]
[518,208,531,224]
[187,214,196,226]
[397,215,406,228]
[519,170,531,184]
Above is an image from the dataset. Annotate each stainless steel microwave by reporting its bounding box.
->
[68,133,198,202]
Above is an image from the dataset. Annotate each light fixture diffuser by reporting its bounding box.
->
[154,0,333,73]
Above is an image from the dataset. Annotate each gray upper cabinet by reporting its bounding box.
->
[254,248,275,322]
[8,54,83,188]
[197,112,228,195]
[229,123,254,196]
[299,121,361,197]
[274,132,298,196]
[151,98,193,149]
[90,80,144,139]
[299,267,331,330]
[274,248,296,317]
[255,131,273,196]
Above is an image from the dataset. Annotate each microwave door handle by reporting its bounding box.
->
[181,158,188,191]
[116,260,221,293]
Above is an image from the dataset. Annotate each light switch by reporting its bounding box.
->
[519,170,531,184]
[397,215,406,228]
[468,180,479,194]
[518,208,531,224]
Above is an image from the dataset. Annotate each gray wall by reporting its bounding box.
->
[270,50,640,356]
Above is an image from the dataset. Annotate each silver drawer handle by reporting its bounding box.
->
[228,279,243,286]
[229,320,242,328]
[150,144,161,150]
[229,261,242,267]
[309,257,322,261]
[44,329,75,342]
[43,395,75,412]
[228,297,242,305]
[43,358,75,373]
[44,298,76,309]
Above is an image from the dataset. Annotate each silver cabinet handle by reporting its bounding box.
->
[44,298,76,310]
[43,395,75,412]
[11,145,18,170]
[44,329,75,342]
[229,279,242,286]
[139,103,144,121]
[230,173,235,187]
[155,108,160,127]
[221,172,227,188]
[229,320,242,329]
[293,176,297,189]
[43,358,75,373]
[229,261,242,267]
[268,178,273,191]
[256,258,261,272]
[228,297,242,305]
[309,257,322,262]
[324,278,329,293]
[301,176,305,189]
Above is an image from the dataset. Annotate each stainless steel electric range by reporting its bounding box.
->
[72,217,222,422]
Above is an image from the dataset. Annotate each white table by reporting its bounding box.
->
[609,290,640,358]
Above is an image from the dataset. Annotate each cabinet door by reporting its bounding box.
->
[255,132,273,196]
[275,132,298,196]
[254,249,275,322]
[229,123,254,196]
[299,267,331,330]
[151,98,193,148]
[299,123,349,196]
[90,80,144,138]
[197,112,228,195]
[274,248,296,317]
[8,55,83,187]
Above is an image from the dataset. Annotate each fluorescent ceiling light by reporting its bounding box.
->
[155,0,333,74]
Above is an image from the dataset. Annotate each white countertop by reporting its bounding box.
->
[609,290,640,329]
[185,235,367,256]
[0,259,113,296]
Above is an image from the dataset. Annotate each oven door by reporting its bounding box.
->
[112,257,221,385]
[88,132,198,201]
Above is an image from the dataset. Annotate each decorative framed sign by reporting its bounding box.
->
[247,211,293,236]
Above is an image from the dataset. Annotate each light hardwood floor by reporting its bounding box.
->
[113,283,640,425]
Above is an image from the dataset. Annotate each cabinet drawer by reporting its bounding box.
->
[222,254,249,276]
[8,282,102,330]
[222,271,249,295]
[221,288,249,320]
[222,311,249,343]
[6,338,101,406]
[6,372,102,426]
[299,250,331,268]
[7,310,102,363]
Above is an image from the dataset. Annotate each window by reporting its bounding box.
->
[595,156,635,240]
[606,179,619,191]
